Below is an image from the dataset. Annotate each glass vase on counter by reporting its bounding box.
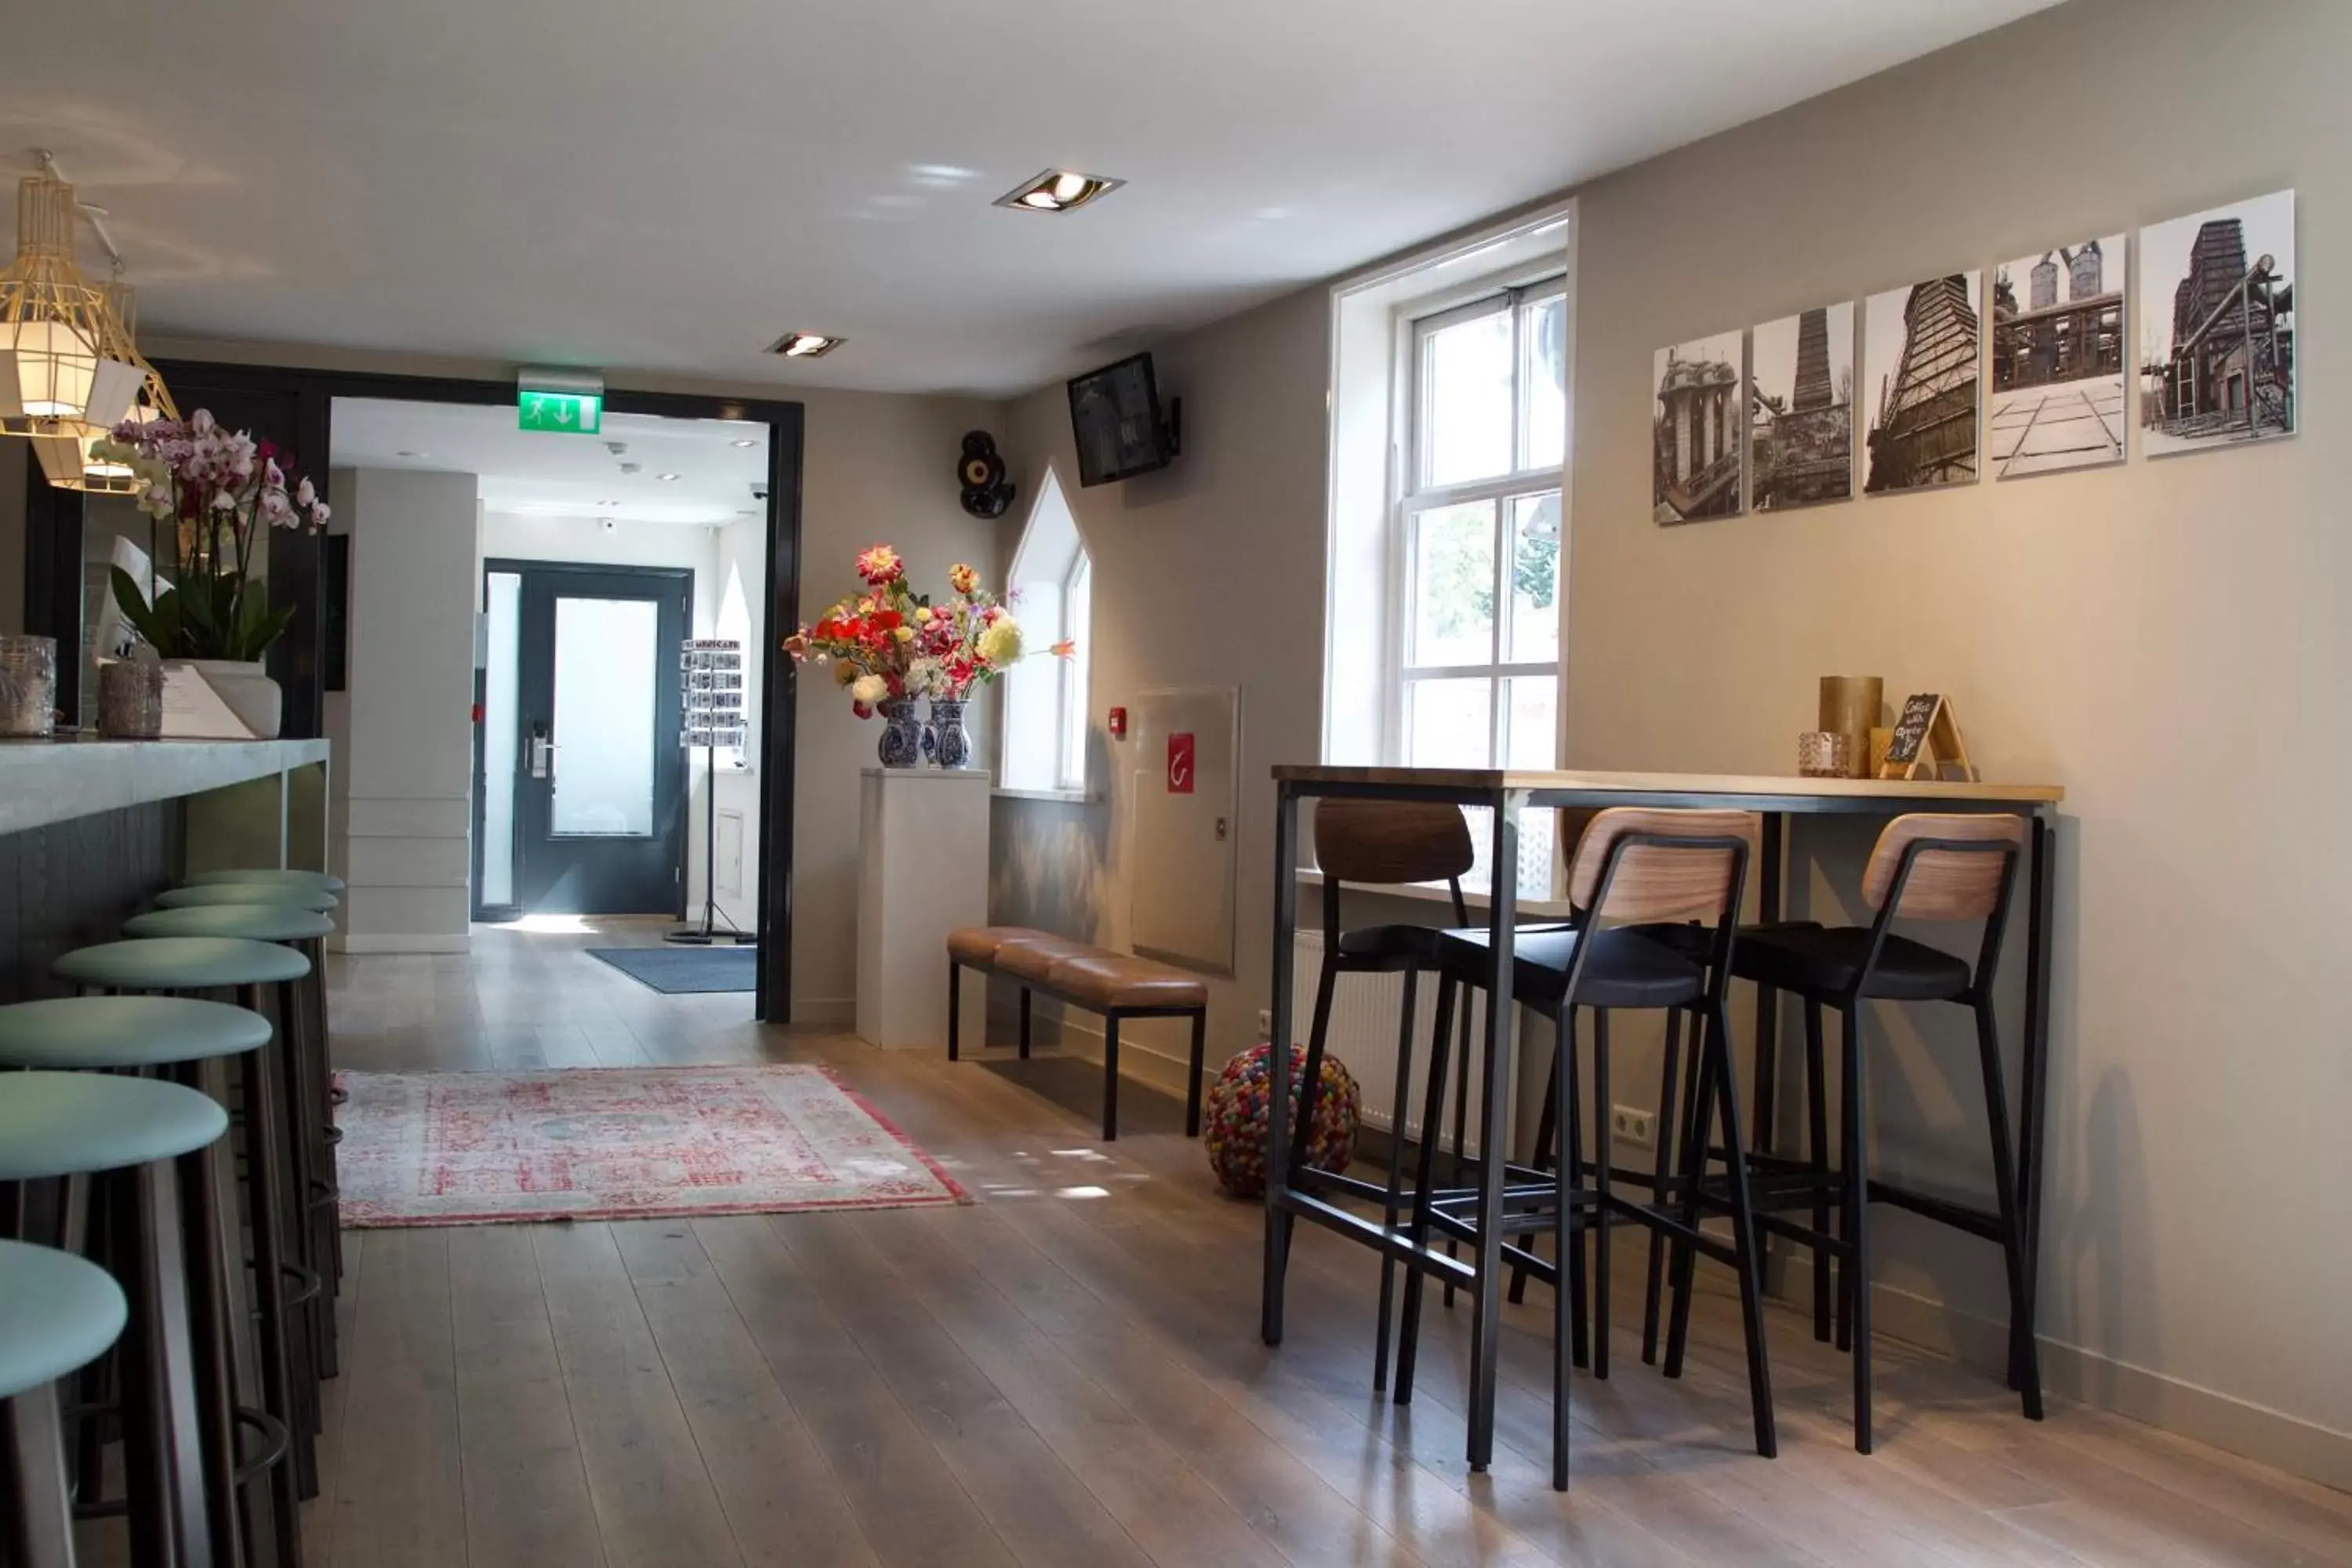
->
[0,635,58,739]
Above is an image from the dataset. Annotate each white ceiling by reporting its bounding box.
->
[331,399,768,527]
[4,0,2059,396]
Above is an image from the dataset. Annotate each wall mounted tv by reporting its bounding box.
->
[1067,352,1179,486]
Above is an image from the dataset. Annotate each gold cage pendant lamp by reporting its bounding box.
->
[33,278,177,494]
[0,171,144,445]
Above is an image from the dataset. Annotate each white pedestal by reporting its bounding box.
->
[855,768,992,1049]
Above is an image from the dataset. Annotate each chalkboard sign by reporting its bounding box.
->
[1878,692,1975,781]
[1884,694,1941,766]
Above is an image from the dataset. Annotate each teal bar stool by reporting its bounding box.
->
[52,937,324,1514]
[122,907,344,1374]
[184,869,345,896]
[0,1074,242,1568]
[0,998,299,1568]
[155,884,339,913]
[160,886,345,1206]
[0,1240,128,1568]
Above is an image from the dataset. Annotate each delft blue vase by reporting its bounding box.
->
[927,698,973,769]
[875,698,924,768]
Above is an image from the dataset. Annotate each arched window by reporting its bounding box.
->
[1000,468,1092,794]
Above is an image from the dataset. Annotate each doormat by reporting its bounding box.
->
[336,1065,971,1226]
[586,945,757,993]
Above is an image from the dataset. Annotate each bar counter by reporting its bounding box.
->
[0,737,330,1000]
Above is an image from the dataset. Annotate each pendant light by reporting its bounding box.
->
[0,171,142,438]
[31,278,176,494]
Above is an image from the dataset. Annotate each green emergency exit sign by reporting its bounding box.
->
[518,389,602,434]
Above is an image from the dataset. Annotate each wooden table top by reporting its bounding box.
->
[1271,764,2064,805]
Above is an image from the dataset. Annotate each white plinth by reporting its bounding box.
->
[855,768,992,1050]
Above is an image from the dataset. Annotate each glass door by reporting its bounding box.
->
[476,561,691,916]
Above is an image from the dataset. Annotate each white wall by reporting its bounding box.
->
[710,514,765,933]
[986,0,2352,1490]
[333,468,480,951]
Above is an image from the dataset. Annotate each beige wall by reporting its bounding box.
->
[789,387,1001,1022]
[990,286,1331,1073]
[989,0,2352,1486]
[1565,0,2349,1481]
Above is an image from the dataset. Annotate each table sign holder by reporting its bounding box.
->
[666,639,754,947]
[1877,693,1976,782]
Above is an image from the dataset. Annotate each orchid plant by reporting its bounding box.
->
[785,543,1071,717]
[97,409,330,662]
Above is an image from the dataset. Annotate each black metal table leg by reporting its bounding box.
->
[1751,811,1784,1276]
[1261,782,1299,1347]
[1466,791,1519,1472]
[2013,812,2053,1396]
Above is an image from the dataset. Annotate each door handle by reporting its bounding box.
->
[529,724,556,779]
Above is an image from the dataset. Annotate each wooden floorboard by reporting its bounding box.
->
[288,922,2347,1568]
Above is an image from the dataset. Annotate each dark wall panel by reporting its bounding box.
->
[0,803,181,1002]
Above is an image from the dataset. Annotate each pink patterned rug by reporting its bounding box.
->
[335,1065,969,1227]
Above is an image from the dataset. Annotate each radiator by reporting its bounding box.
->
[1290,931,1521,1160]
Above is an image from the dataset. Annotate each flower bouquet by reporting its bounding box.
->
[785,543,1071,768]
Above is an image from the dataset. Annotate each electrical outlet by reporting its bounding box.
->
[1611,1104,1657,1149]
[1257,1008,1273,1038]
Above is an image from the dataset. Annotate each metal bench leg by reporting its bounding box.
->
[947,961,962,1060]
[1185,1010,1207,1138]
[1102,1014,1121,1141]
[1018,986,1033,1058]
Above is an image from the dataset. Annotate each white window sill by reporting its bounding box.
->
[993,786,1098,804]
[1296,868,1574,921]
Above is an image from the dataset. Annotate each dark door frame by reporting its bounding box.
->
[19,362,805,1020]
[477,558,693,921]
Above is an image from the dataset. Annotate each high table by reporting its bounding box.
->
[1260,766,2064,1471]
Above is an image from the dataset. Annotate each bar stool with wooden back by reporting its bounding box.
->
[1394,808,1779,1488]
[1693,812,2041,1454]
[0,1239,128,1568]
[1278,797,1497,1392]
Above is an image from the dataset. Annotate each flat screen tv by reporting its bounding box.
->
[1067,352,1175,486]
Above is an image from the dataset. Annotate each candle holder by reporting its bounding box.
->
[0,635,58,739]
[1797,730,1853,779]
[97,659,166,739]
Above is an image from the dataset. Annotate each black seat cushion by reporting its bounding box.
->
[1435,925,1701,1011]
[1633,919,1823,963]
[1335,920,1572,967]
[1732,925,1972,1002]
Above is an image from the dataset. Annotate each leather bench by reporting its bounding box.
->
[947,926,1208,1141]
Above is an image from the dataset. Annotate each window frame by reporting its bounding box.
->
[1389,274,1569,774]
[997,468,1094,800]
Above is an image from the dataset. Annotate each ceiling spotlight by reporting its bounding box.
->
[767,332,843,358]
[656,472,681,481]
[730,437,757,448]
[995,168,1123,214]
[597,499,619,507]
[396,449,426,459]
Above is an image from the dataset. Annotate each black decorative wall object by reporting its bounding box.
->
[957,430,1016,519]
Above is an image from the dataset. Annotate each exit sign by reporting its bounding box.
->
[518,389,602,434]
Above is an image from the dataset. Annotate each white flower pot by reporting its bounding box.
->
[174,659,282,739]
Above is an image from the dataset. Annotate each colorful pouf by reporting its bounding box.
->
[1203,1041,1361,1200]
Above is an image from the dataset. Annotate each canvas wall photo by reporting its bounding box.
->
[1863,272,1981,493]
[1989,234,2126,478]
[1750,303,1853,509]
[2140,190,2296,456]
[1653,331,1745,524]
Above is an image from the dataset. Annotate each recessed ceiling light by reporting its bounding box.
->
[397,449,427,459]
[995,168,1123,214]
[730,438,758,448]
[656,472,681,481]
[597,499,619,507]
[766,332,844,358]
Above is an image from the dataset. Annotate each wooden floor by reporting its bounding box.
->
[95,921,2351,1566]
